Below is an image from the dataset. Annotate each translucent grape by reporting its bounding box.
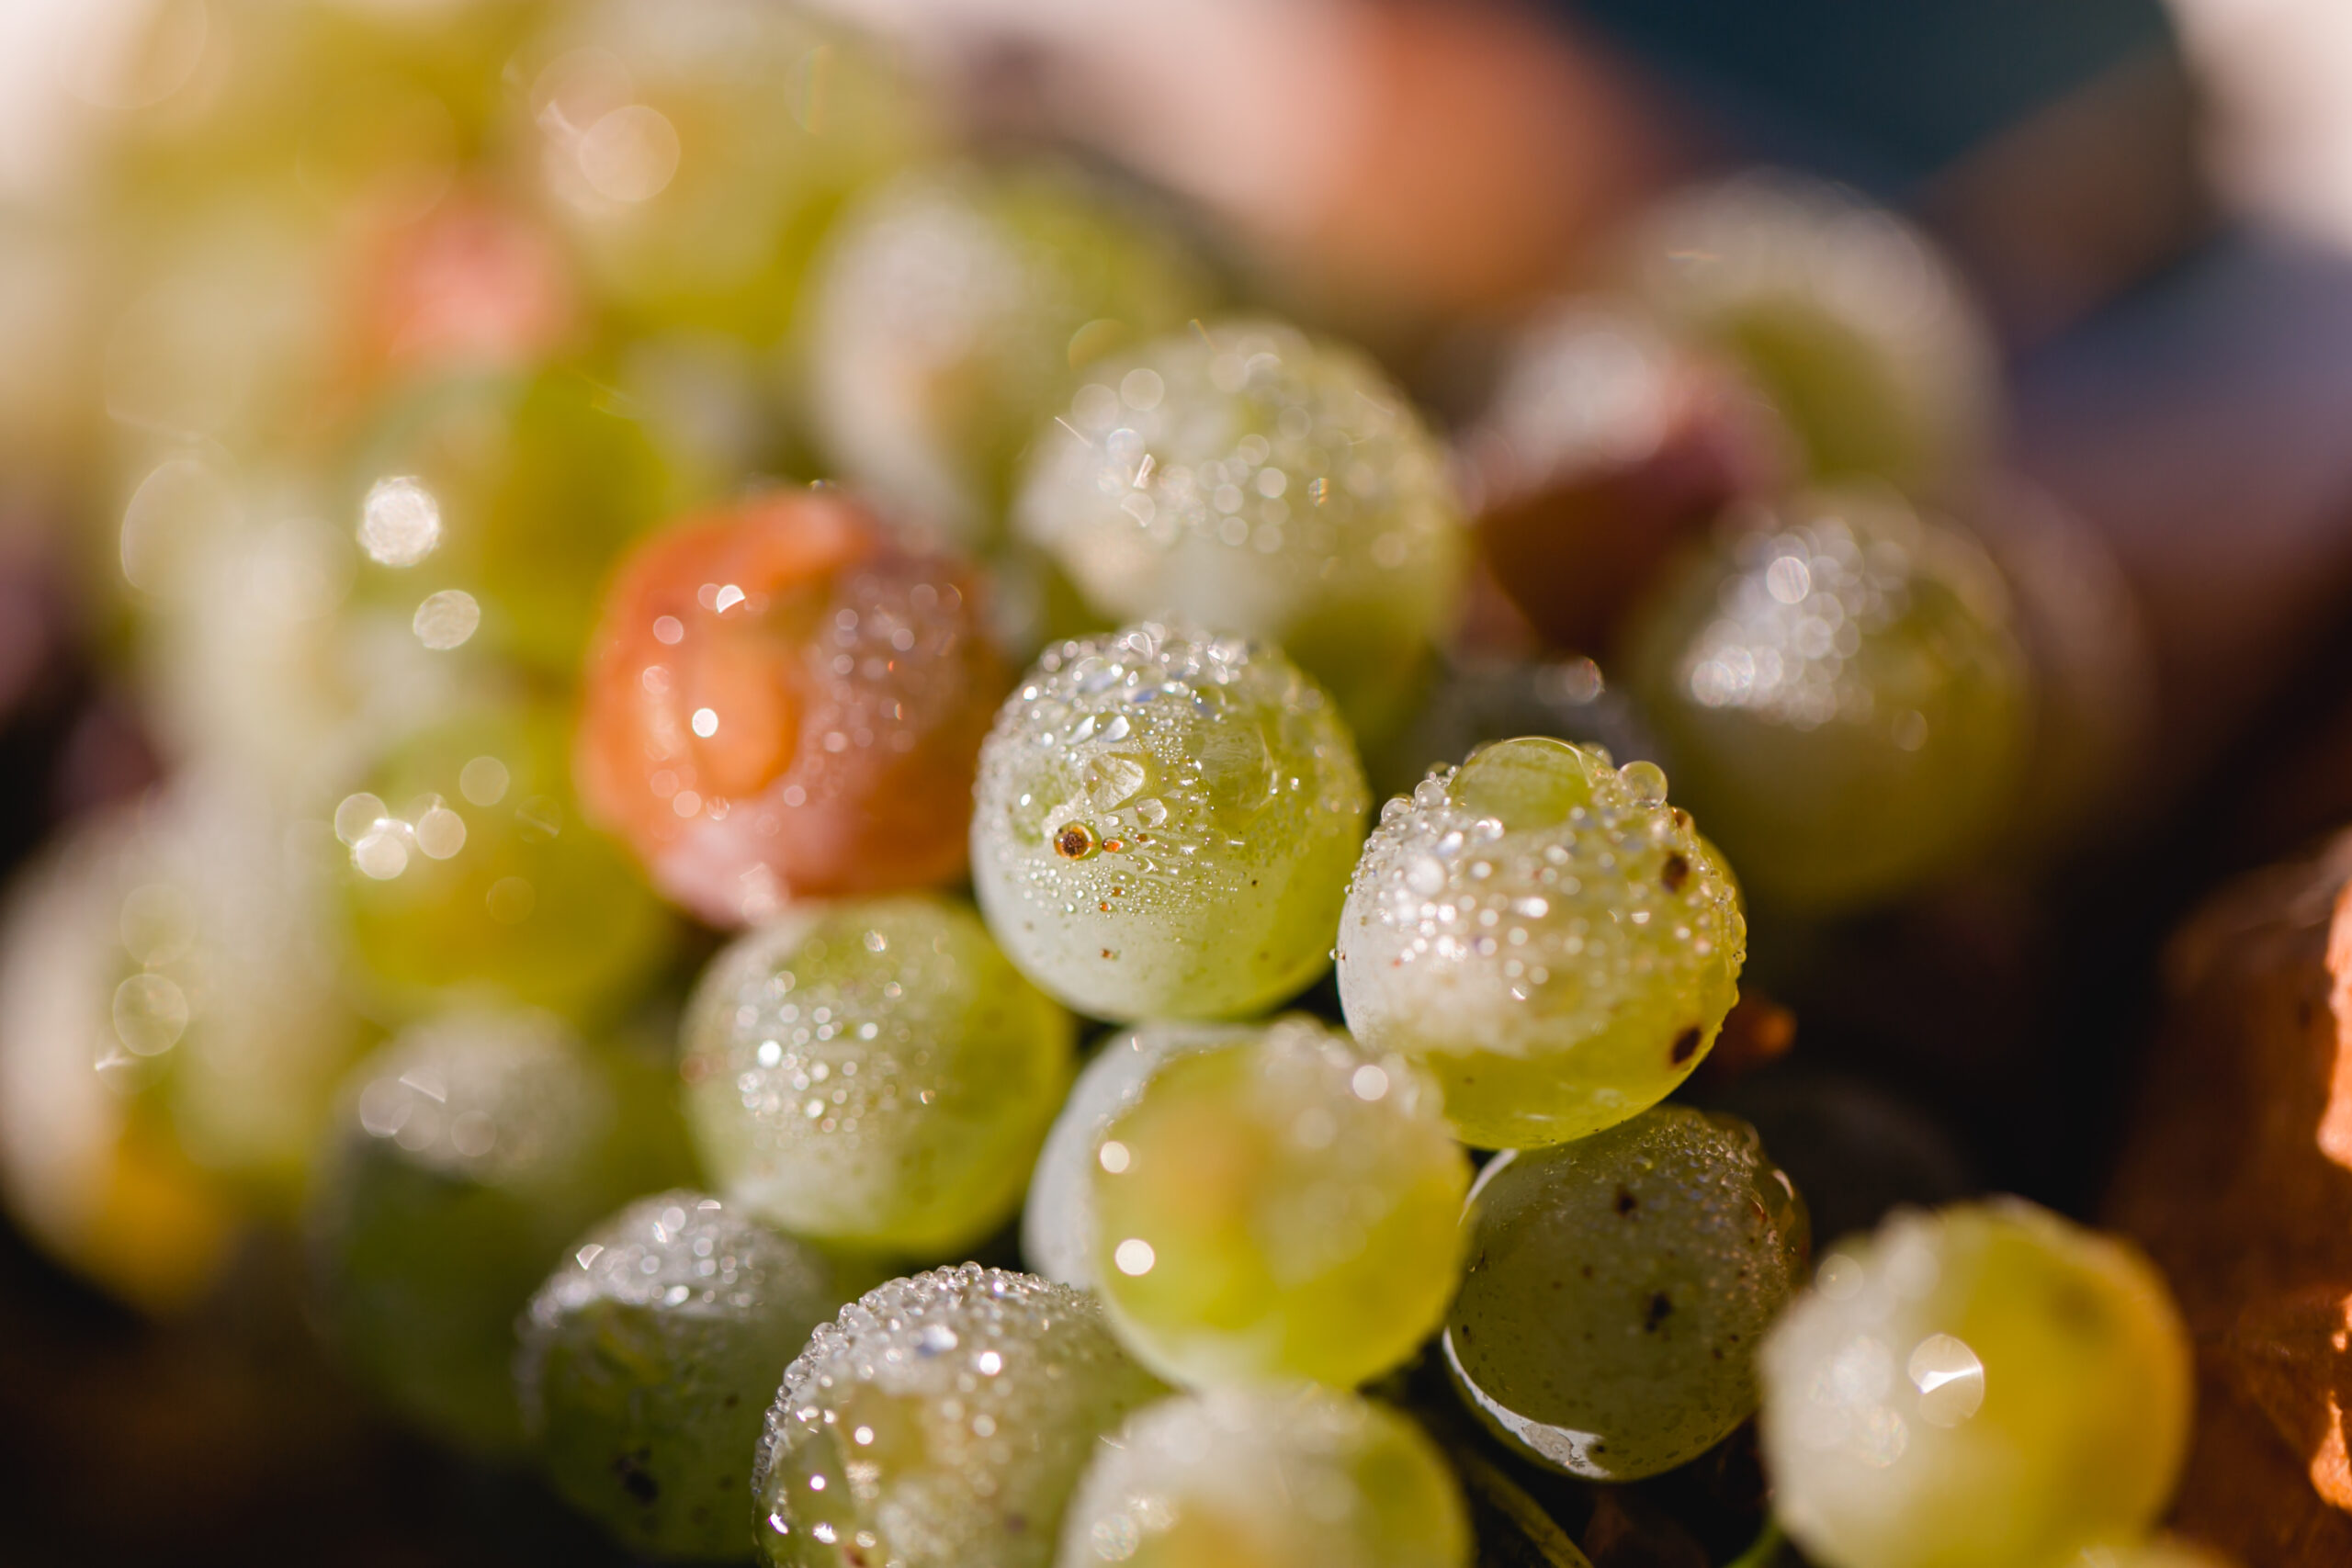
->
[1090,1018,1468,1389]
[343,367,697,674]
[683,896,1073,1255]
[971,623,1368,1021]
[515,0,925,339]
[806,162,1211,547]
[1443,1107,1808,1480]
[1057,1384,1471,1568]
[519,1191,863,1561]
[1622,488,2033,913]
[307,1011,689,1453]
[577,489,1006,927]
[1013,319,1464,741]
[1628,172,1997,500]
[754,1265,1166,1568]
[1338,736,1744,1148]
[1758,1201,2192,1568]
[339,701,675,1022]
[1022,1021,1250,1290]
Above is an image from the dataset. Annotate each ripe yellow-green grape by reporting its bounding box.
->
[1090,1018,1468,1389]
[1339,737,1744,1148]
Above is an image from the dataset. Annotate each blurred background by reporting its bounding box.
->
[5,0,2352,1562]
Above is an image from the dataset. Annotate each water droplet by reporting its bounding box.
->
[359,476,441,568]
[413,589,480,649]
[459,756,509,807]
[112,973,188,1056]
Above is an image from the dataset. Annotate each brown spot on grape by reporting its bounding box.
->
[1660,853,1690,893]
[1645,1292,1673,1330]
[1614,1187,1638,1215]
[1670,1027,1702,1065]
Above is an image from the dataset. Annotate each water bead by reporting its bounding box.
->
[1338,736,1744,1147]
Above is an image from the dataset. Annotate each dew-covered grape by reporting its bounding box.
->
[971,623,1367,1021]
[1444,1106,1808,1480]
[806,162,1210,547]
[1622,488,2033,913]
[1759,1201,2192,1568]
[1014,319,1464,741]
[519,1190,864,1561]
[754,1265,1166,1568]
[1090,1018,1467,1389]
[1056,1384,1471,1568]
[683,896,1072,1256]
[578,489,1006,927]
[1022,1021,1250,1290]
[1339,736,1744,1148]
[307,1011,689,1453]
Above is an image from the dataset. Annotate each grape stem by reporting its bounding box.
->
[1722,1517,1787,1568]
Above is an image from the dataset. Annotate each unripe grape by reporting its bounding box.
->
[1444,1107,1809,1480]
[754,1265,1167,1568]
[806,163,1211,547]
[1014,319,1464,741]
[1759,1201,2192,1568]
[1090,1018,1468,1389]
[683,896,1073,1256]
[971,623,1368,1021]
[307,1011,688,1453]
[338,701,675,1022]
[578,489,1007,927]
[1022,1021,1250,1290]
[1628,173,1997,502]
[1622,488,2032,913]
[1057,1385,1471,1568]
[519,1191,863,1562]
[1339,736,1744,1148]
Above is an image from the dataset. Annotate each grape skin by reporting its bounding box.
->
[1622,488,2032,913]
[1758,1200,2192,1568]
[1013,319,1463,742]
[971,623,1369,1021]
[806,163,1211,548]
[1443,1107,1808,1480]
[1090,1018,1468,1390]
[683,896,1073,1255]
[1021,1021,1251,1291]
[1339,736,1745,1148]
[307,1011,685,1454]
[1056,1384,1471,1568]
[754,1265,1166,1568]
[518,1191,860,1562]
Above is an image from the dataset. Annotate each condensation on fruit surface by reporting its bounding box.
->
[754,1264,1164,1568]
[1338,737,1744,1147]
[347,1010,610,1186]
[971,622,1367,1021]
[682,897,1069,1253]
[1444,1106,1809,1481]
[1013,318,1462,735]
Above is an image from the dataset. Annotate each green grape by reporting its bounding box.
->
[1337,736,1744,1148]
[1758,1200,2192,1568]
[344,366,700,674]
[754,1265,1167,1568]
[336,700,674,1022]
[1057,1385,1471,1568]
[515,0,926,341]
[307,1010,689,1453]
[682,896,1073,1255]
[1013,319,1464,742]
[518,1190,864,1561]
[1090,1018,1468,1389]
[1628,173,1996,500]
[971,623,1368,1021]
[1022,1021,1251,1290]
[2090,1540,2237,1568]
[1622,487,2033,913]
[805,162,1212,548]
[1443,1107,1809,1480]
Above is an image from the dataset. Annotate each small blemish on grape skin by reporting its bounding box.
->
[1670,1027,1702,1065]
[1660,853,1690,893]
[1614,1188,1638,1216]
[1644,1292,1673,1331]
